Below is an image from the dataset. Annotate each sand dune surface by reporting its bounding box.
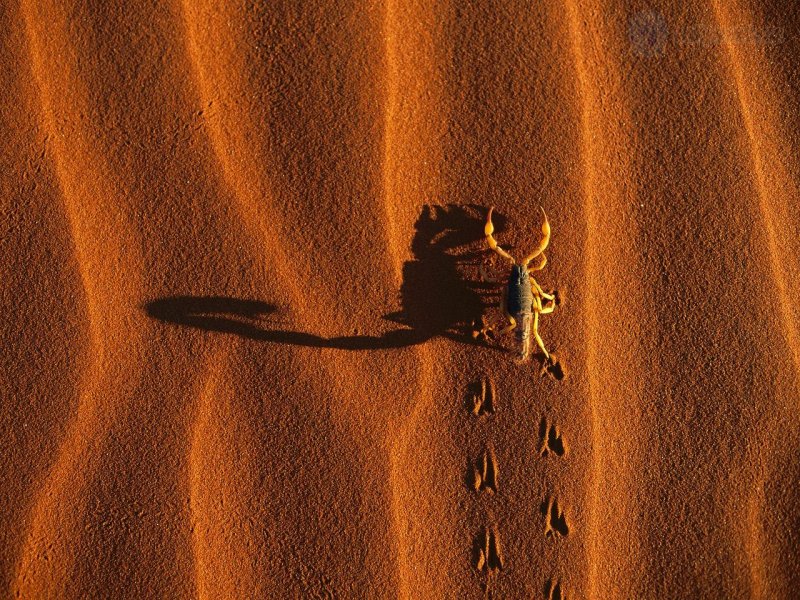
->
[2,1,799,598]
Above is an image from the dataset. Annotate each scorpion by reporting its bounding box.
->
[479,206,560,364]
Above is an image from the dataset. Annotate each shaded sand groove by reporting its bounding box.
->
[613,2,800,595]
[710,2,800,595]
[15,1,146,596]
[0,6,87,596]
[4,1,800,598]
[188,352,267,599]
[180,1,401,332]
[562,1,646,597]
[379,1,450,598]
[179,1,405,338]
[710,0,800,380]
[16,1,255,596]
[180,2,432,595]
[175,25,305,591]
[382,4,414,593]
[178,0,306,314]
[178,5,369,596]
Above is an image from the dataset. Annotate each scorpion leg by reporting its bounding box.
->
[498,316,517,336]
[477,285,515,340]
[497,286,517,335]
[485,207,515,263]
[531,278,556,302]
[540,304,555,315]
[521,207,551,268]
[532,310,550,360]
[479,264,497,283]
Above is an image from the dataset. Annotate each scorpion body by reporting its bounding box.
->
[484,207,558,363]
[506,264,535,358]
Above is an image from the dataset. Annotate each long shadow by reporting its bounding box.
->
[145,205,496,350]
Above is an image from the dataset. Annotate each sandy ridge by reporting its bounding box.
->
[562,1,648,596]
[711,1,800,595]
[179,2,435,596]
[15,1,147,595]
[2,1,799,597]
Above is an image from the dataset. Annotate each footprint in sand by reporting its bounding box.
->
[544,578,566,600]
[541,496,569,539]
[540,355,566,381]
[471,447,499,494]
[475,525,504,573]
[470,376,495,416]
[538,418,566,457]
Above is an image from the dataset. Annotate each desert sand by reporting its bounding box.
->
[2,0,799,598]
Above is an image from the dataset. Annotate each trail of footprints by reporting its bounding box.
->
[469,377,503,598]
[468,376,569,598]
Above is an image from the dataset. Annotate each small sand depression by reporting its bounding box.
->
[2,1,800,598]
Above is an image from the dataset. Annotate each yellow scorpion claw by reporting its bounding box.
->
[485,207,515,263]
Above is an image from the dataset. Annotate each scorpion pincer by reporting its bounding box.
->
[483,206,560,363]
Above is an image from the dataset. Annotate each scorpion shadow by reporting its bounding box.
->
[145,204,496,350]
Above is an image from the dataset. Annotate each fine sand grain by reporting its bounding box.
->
[2,1,799,598]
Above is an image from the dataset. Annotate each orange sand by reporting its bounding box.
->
[1,1,799,598]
